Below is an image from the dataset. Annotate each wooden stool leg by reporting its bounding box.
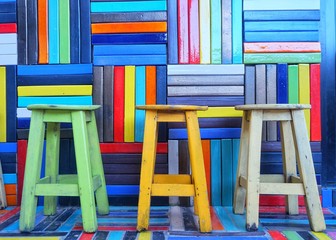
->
[245,110,263,231]
[280,120,298,215]
[19,110,45,232]
[44,122,60,215]
[234,111,250,214]
[72,111,97,232]
[185,111,212,233]
[87,111,109,215]
[137,110,158,231]
[291,110,326,231]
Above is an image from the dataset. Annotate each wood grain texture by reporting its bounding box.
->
[199,0,211,64]
[124,66,136,142]
[168,64,245,75]
[244,53,321,64]
[168,0,178,64]
[113,66,125,142]
[91,11,167,23]
[221,0,232,63]
[188,0,200,64]
[38,0,48,64]
[103,66,114,143]
[91,22,167,34]
[167,75,244,85]
[310,64,321,141]
[177,0,189,63]
[221,139,233,206]
[244,42,321,53]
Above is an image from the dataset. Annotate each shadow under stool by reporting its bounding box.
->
[233,104,325,232]
[19,105,109,233]
[136,105,212,233]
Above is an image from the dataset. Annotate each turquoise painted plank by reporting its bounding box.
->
[211,140,221,206]
[57,208,82,231]
[211,0,222,64]
[221,139,233,206]
[244,53,321,64]
[91,1,167,13]
[135,66,146,142]
[17,64,93,75]
[243,0,320,10]
[94,44,167,56]
[244,10,320,21]
[3,173,17,184]
[107,231,125,240]
[232,0,243,63]
[94,55,167,65]
[0,142,17,152]
[245,21,320,32]
[213,206,241,231]
[18,96,92,107]
[49,0,60,63]
[232,139,240,190]
[244,31,319,42]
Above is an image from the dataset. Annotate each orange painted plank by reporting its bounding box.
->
[244,42,321,53]
[146,66,156,104]
[4,184,16,195]
[38,0,48,63]
[6,195,17,206]
[91,21,167,34]
[202,140,211,202]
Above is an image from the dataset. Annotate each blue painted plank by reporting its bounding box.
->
[93,44,167,55]
[221,139,233,206]
[169,128,241,139]
[49,0,60,63]
[0,2,16,13]
[80,0,91,63]
[6,65,16,142]
[92,33,167,45]
[2,163,16,173]
[261,152,322,163]
[244,10,320,21]
[0,153,16,163]
[277,63,288,104]
[17,64,93,75]
[211,140,221,206]
[135,66,145,143]
[157,65,167,142]
[244,31,319,42]
[245,21,319,32]
[232,139,240,196]
[18,96,93,107]
[106,185,139,195]
[70,0,80,64]
[17,0,27,64]
[232,0,243,63]
[3,173,17,184]
[91,1,167,12]
[18,74,93,86]
[168,0,178,64]
[94,55,167,65]
[0,142,17,152]
[107,232,125,240]
[322,188,332,207]
[0,13,16,22]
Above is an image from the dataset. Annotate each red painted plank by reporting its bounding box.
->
[17,140,27,205]
[178,0,189,63]
[79,233,94,240]
[100,143,168,154]
[202,140,211,202]
[244,42,321,53]
[188,0,200,63]
[0,206,20,222]
[146,66,156,104]
[260,195,306,206]
[73,225,168,231]
[210,207,225,230]
[268,230,287,240]
[310,64,321,141]
[113,66,125,142]
[0,23,17,33]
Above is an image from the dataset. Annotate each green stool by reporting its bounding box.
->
[19,105,109,233]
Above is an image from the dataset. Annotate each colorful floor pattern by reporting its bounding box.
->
[0,206,335,239]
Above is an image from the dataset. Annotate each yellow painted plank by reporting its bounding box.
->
[138,231,152,240]
[197,107,243,118]
[124,66,135,142]
[17,85,93,96]
[311,232,332,240]
[298,64,310,138]
[0,67,6,142]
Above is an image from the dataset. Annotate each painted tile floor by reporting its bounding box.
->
[0,206,336,239]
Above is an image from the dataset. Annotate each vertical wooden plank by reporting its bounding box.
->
[188,0,200,64]
[70,0,81,64]
[310,64,321,141]
[179,140,190,206]
[113,66,125,142]
[59,0,70,63]
[146,66,156,104]
[27,0,38,64]
[266,64,277,141]
[6,66,16,142]
[232,139,240,196]
[255,65,266,141]
[38,0,48,64]
[169,140,179,205]
[17,140,27,204]
[0,67,6,142]
[157,65,167,142]
[277,63,288,104]
[0,160,7,208]
[288,65,299,104]
[135,66,146,142]
[124,66,135,142]
[202,140,211,202]
[49,0,60,64]
[232,0,242,63]
[80,0,91,63]
[245,65,255,104]
[211,139,221,206]
[199,0,211,64]
[17,0,28,64]
[178,0,189,63]
[222,0,232,64]
[298,64,311,139]
[93,66,104,142]
[221,139,233,206]
[103,66,114,142]
[168,0,178,64]
[211,0,222,64]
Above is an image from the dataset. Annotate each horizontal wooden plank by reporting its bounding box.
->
[17,74,93,86]
[0,43,17,54]
[0,152,16,162]
[94,55,167,65]
[94,44,166,55]
[18,96,93,107]
[106,185,139,195]
[17,64,93,75]
[197,107,243,118]
[244,31,319,42]
[3,173,16,184]
[168,117,242,128]
[0,2,16,13]
[104,164,167,174]
[244,53,321,63]
[167,75,244,86]
[243,0,320,10]
[92,33,167,44]
[168,64,245,75]
[244,42,321,53]
[92,22,167,34]
[17,129,74,139]
[0,23,16,33]
[244,10,320,21]
[0,33,16,43]
[167,86,244,96]
[261,141,321,152]
[91,1,167,12]
[91,11,167,23]
[4,184,16,195]
[245,21,319,32]
[0,12,16,22]
[17,85,93,96]
[100,143,168,154]
[261,152,321,163]
[169,128,241,139]
[0,54,17,64]
[102,153,167,164]
[0,143,17,152]
[17,108,31,118]
[2,162,16,173]
[167,96,244,106]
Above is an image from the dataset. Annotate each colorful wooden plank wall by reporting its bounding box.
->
[0,0,325,207]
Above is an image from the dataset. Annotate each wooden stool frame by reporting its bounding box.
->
[136,105,212,233]
[233,104,325,232]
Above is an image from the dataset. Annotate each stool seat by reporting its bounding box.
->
[233,104,325,232]
[19,104,109,233]
[136,104,212,233]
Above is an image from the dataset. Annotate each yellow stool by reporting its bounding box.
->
[233,104,325,232]
[136,105,212,233]
[19,105,109,233]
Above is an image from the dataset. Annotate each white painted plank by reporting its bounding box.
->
[168,64,245,75]
[0,55,17,65]
[243,0,320,10]
[0,34,17,44]
[168,75,244,86]
[17,108,31,118]
[0,44,17,55]
[168,86,244,96]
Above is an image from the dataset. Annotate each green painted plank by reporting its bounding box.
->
[288,65,299,104]
[59,0,70,63]
[244,53,321,64]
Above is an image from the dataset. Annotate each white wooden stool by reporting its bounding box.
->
[233,104,325,232]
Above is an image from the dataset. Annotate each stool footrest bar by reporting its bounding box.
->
[151,183,195,196]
